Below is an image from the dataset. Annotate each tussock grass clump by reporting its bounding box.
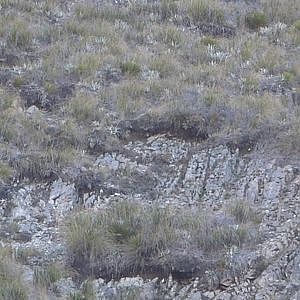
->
[73,54,103,78]
[64,201,260,280]
[0,162,13,181]
[230,94,286,130]
[69,281,95,300]
[245,12,268,30]
[5,20,33,50]
[262,0,300,24]
[0,0,14,8]
[33,263,64,288]
[187,0,225,25]
[0,248,27,300]
[115,81,147,118]
[64,202,177,278]
[294,20,300,31]
[156,25,182,48]
[74,3,130,24]
[68,93,103,123]
[15,247,40,265]
[120,60,141,77]
[201,36,218,46]
[280,114,300,152]
[159,0,178,20]
[229,200,262,224]
[149,54,179,78]
[255,46,284,73]
[13,147,76,181]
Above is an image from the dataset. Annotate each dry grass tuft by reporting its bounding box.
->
[64,200,260,280]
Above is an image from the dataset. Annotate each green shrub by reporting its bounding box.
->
[43,81,58,95]
[245,12,268,30]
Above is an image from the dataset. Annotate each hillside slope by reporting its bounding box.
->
[0,0,299,299]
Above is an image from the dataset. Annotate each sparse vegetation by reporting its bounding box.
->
[157,25,182,48]
[262,0,300,24]
[0,0,299,296]
[0,248,28,300]
[229,200,262,224]
[5,20,33,50]
[188,0,225,25]
[0,0,297,183]
[15,247,40,264]
[64,200,260,280]
[34,263,64,288]
[68,92,103,122]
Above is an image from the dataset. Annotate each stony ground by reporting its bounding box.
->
[1,134,299,299]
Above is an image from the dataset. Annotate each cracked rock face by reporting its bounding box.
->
[1,135,299,299]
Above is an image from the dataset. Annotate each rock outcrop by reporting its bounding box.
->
[1,135,299,299]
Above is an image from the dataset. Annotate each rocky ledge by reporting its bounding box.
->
[1,135,299,299]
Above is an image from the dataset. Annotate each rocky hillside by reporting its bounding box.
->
[0,0,299,299]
